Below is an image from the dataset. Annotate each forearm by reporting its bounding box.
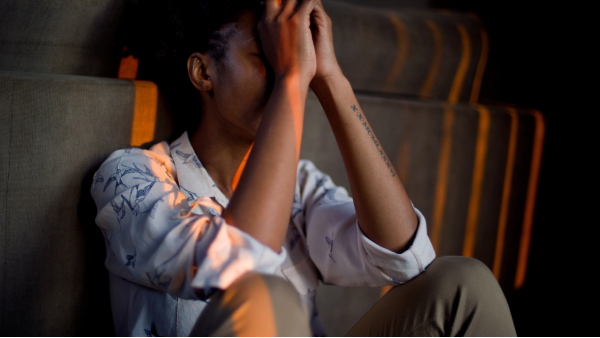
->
[311,75,417,252]
[224,76,307,253]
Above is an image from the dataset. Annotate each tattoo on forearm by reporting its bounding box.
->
[351,105,395,177]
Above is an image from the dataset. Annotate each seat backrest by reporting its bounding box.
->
[324,0,488,103]
[0,71,174,336]
[0,0,126,77]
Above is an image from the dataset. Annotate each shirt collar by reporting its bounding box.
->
[170,131,230,208]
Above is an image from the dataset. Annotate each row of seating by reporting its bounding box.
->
[0,0,543,335]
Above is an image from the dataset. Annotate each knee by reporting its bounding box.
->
[422,257,515,336]
[433,256,493,282]
[222,273,310,335]
[425,256,503,299]
[193,273,311,336]
[225,272,307,315]
[225,272,299,305]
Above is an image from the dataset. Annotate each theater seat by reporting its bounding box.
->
[0,71,175,336]
[0,0,543,335]
[303,92,543,335]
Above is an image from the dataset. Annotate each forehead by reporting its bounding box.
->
[227,11,260,48]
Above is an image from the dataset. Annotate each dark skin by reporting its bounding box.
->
[188,15,269,200]
[187,0,418,254]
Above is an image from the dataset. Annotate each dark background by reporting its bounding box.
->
[341,0,593,335]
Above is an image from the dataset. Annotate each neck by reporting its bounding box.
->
[190,106,253,200]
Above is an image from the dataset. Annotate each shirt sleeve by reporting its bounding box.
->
[298,160,436,287]
[91,147,286,300]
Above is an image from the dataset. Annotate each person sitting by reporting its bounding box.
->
[91,0,516,335]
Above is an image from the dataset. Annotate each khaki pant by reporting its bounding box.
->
[190,256,516,336]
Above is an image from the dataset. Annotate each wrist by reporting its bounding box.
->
[310,70,347,94]
[275,70,312,92]
[310,72,349,98]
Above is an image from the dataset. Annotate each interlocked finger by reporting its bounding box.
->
[297,0,319,16]
[282,0,298,16]
[314,0,324,12]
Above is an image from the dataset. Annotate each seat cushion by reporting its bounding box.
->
[0,0,126,77]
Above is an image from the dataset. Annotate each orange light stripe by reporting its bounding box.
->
[419,19,442,98]
[469,28,489,104]
[130,80,158,146]
[232,144,253,191]
[380,285,393,298]
[448,24,471,103]
[430,106,455,252]
[118,54,139,79]
[462,105,490,258]
[492,108,518,280]
[514,110,545,289]
[381,13,409,92]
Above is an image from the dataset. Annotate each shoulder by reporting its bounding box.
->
[92,142,177,197]
[102,142,172,164]
[105,142,173,172]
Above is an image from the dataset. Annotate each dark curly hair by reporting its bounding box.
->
[125,0,262,68]
[122,0,263,136]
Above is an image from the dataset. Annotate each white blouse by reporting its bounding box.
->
[91,131,436,337]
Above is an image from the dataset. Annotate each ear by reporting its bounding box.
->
[187,52,213,91]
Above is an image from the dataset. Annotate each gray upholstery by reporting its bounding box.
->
[0,0,126,77]
[0,74,11,332]
[0,0,486,100]
[325,0,486,101]
[0,71,172,336]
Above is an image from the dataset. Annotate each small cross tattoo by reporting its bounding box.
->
[357,113,363,121]
[351,105,358,112]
